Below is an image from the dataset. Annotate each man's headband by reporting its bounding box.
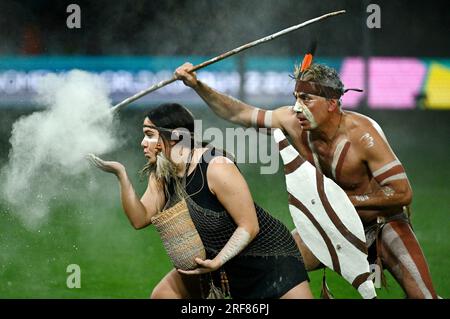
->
[295,80,363,99]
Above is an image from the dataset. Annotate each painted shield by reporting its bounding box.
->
[274,128,376,299]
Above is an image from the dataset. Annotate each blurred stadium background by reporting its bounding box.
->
[0,0,448,298]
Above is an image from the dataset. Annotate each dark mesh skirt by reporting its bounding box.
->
[209,254,309,299]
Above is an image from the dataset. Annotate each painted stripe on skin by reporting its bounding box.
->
[380,173,408,185]
[143,136,159,143]
[288,193,341,274]
[264,111,273,128]
[367,117,388,143]
[307,131,323,173]
[373,159,402,177]
[301,131,315,164]
[375,165,405,184]
[256,110,265,128]
[382,222,436,299]
[331,139,348,179]
[316,172,368,254]
[387,221,437,299]
[334,141,351,182]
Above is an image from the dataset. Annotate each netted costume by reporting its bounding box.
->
[180,148,309,298]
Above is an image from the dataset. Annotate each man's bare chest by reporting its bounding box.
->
[290,132,368,191]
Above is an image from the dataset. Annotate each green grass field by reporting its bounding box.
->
[0,107,448,298]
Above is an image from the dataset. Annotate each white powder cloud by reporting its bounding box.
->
[1,70,119,228]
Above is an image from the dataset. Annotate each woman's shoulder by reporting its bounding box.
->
[187,147,232,176]
[205,153,239,183]
[209,155,234,165]
[196,147,234,165]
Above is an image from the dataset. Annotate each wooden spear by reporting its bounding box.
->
[111,10,346,113]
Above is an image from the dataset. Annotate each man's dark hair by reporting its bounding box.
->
[295,63,344,94]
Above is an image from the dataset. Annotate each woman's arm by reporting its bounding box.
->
[87,154,165,229]
[178,156,259,275]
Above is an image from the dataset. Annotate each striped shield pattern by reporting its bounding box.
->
[273,128,377,299]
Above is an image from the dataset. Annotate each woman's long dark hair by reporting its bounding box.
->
[146,103,195,132]
[140,103,195,203]
[146,103,195,146]
[140,102,196,173]
[140,103,235,203]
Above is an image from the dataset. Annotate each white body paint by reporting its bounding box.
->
[373,160,401,176]
[372,159,407,185]
[367,117,388,142]
[274,128,376,299]
[331,138,349,179]
[217,228,251,265]
[143,136,158,143]
[355,194,370,202]
[360,133,375,148]
[250,109,273,128]
[381,173,407,185]
[382,224,434,299]
[250,108,259,127]
[382,186,395,197]
[264,111,273,128]
[306,131,323,173]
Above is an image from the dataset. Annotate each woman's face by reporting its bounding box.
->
[141,117,163,164]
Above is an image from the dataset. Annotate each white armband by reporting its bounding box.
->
[216,228,251,265]
[373,159,407,186]
[251,108,273,128]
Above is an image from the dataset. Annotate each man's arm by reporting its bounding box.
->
[175,62,287,129]
[349,120,413,210]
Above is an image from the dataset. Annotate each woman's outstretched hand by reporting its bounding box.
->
[86,153,125,177]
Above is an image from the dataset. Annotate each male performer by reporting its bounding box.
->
[174,61,437,299]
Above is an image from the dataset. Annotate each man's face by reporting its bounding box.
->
[141,117,163,164]
[293,91,330,130]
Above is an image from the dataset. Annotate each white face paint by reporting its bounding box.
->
[143,136,158,143]
[141,134,160,160]
[293,98,318,129]
[293,98,303,113]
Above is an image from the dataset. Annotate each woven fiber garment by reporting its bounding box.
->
[151,199,206,270]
